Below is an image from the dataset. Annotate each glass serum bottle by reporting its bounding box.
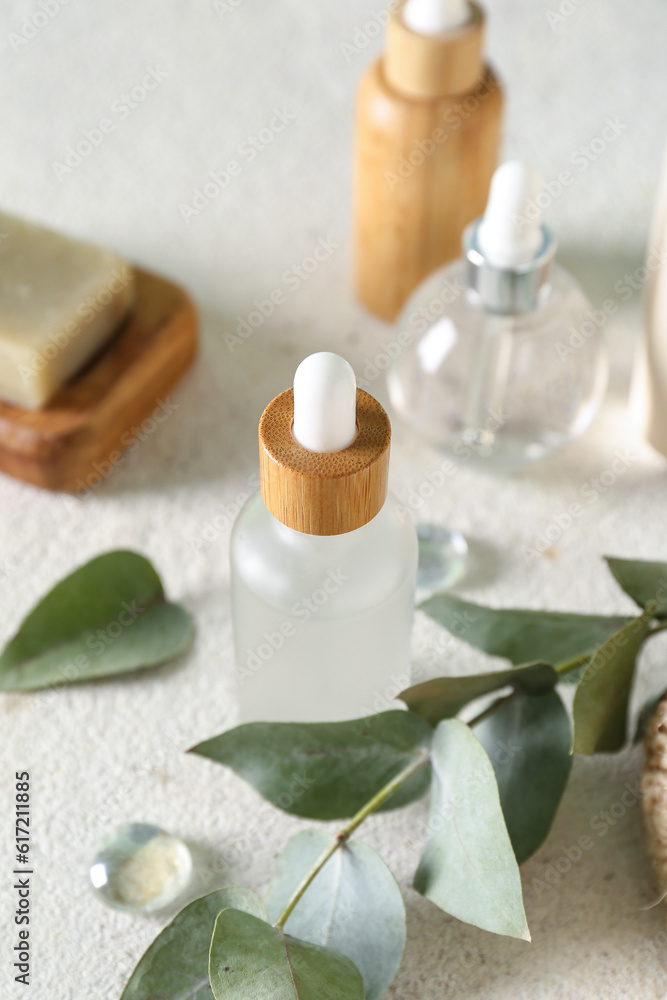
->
[388,162,609,472]
[231,353,418,723]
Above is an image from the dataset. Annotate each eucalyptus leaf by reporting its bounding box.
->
[400,662,557,726]
[121,887,268,1000]
[209,908,364,1000]
[572,614,653,755]
[191,711,432,820]
[473,690,572,863]
[414,719,530,941]
[0,551,194,691]
[266,830,405,1000]
[420,593,632,667]
[606,557,667,618]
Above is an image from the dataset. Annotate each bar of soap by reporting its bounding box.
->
[0,212,136,408]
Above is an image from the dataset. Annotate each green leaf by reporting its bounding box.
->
[473,690,572,863]
[191,711,432,820]
[606,557,667,618]
[420,593,632,667]
[0,551,194,691]
[400,662,557,726]
[414,719,530,941]
[265,830,405,1000]
[121,888,268,1000]
[209,909,364,1000]
[572,614,653,755]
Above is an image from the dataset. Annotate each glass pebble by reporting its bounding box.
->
[416,524,468,596]
[89,823,192,914]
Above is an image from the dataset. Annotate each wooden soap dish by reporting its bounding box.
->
[0,268,198,492]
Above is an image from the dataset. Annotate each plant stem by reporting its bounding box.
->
[466,691,515,728]
[554,651,591,676]
[273,753,430,929]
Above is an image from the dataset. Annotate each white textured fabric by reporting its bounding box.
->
[1,1,667,997]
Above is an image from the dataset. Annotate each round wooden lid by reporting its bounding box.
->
[384,0,485,99]
[259,388,391,535]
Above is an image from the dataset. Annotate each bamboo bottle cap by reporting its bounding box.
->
[384,0,485,99]
[259,388,391,536]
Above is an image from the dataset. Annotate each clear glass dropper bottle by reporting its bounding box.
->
[388,162,609,472]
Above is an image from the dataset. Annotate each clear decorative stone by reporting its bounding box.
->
[89,823,192,914]
[416,524,468,596]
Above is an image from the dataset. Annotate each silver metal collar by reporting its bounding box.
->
[463,220,557,315]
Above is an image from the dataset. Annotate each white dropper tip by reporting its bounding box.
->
[477,161,545,269]
[403,0,470,34]
[293,352,358,453]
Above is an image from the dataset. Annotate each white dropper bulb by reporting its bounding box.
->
[293,352,358,453]
[477,161,545,269]
[403,0,470,34]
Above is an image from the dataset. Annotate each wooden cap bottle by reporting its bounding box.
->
[230,351,417,724]
[353,0,503,321]
[258,353,391,535]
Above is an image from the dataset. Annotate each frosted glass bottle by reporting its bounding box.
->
[231,354,418,723]
[388,162,609,472]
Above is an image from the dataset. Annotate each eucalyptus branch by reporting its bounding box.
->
[274,753,430,929]
[122,556,667,1000]
[273,692,525,931]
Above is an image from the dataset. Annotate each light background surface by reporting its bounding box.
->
[1,0,667,996]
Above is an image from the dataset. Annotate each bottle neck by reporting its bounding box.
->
[383,0,485,99]
[463,220,558,315]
